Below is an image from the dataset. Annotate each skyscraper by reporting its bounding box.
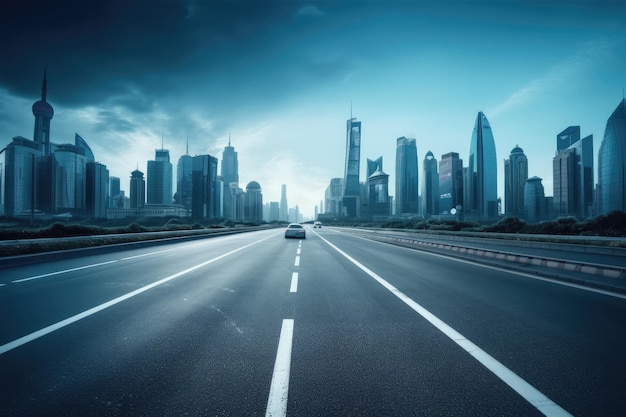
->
[524,176,545,223]
[467,111,498,219]
[553,126,593,219]
[343,117,361,217]
[597,98,626,214]
[422,151,439,217]
[395,137,419,216]
[244,181,263,222]
[86,162,109,219]
[3,137,41,217]
[325,178,343,216]
[504,146,528,217]
[130,169,145,209]
[221,136,239,219]
[176,139,193,212]
[147,148,172,205]
[368,167,390,217]
[280,184,288,222]
[109,176,121,200]
[191,154,218,219]
[439,152,463,215]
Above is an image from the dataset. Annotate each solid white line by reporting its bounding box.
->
[120,243,198,260]
[294,256,300,267]
[12,260,119,283]
[316,233,573,417]
[265,319,294,417]
[0,234,273,355]
[290,272,298,293]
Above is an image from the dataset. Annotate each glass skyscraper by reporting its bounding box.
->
[598,99,626,214]
[395,136,418,216]
[439,152,463,215]
[422,151,439,217]
[191,154,218,219]
[504,146,528,217]
[221,138,238,219]
[553,126,593,219]
[524,176,545,223]
[147,148,172,205]
[343,117,361,217]
[130,169,145,209]
[468,111,498,219]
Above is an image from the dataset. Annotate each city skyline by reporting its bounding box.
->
[1,1,626,217]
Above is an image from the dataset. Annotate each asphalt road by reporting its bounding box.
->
[1,227,625,416]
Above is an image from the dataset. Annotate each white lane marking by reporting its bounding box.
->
[120,244,198,260]
[294,256,300,267]
[265,319,294,417]
[339,230,626,300]
[296,248,301,255]
[290,273,298,293]
[316,233,573,417]
[0,234,273,355]
[12,260,119,283]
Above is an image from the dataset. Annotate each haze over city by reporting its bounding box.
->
[1,0,625,218]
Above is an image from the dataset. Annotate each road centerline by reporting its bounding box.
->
[315,232,573,417]
[290,272,298,293]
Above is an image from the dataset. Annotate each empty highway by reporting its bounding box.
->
[1,227,625,416]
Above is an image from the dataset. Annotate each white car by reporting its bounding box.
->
[284,223,306,239]
[313,221,322,228]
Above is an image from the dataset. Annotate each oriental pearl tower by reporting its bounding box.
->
[32,68,54,156]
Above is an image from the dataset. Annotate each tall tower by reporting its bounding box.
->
[343,117,361,217]
[130,169,145,209]
[280,184,288,222]
[553,126,593,219]
[468,111,498,219]
[32,68,54,156]
[504,146,528,217]
[422,151,439,217]
[176,137,193,212]
[598,98,626,214]
[221,135,239,219]
[395,136,419,216]
[147,147,173,205]
[524,176,546,223]
[191,154,218,219]
[439,152,463,214]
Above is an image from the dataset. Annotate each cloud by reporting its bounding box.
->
[488,38,615,117]
[297,4,324,18]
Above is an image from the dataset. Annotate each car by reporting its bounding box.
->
[284,223,306,239]
[313,221,322,228]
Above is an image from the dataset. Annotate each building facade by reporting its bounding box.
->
[221,138,239,219]
[395,136,419,216]
[244,181,263,222]
[147,149,172,205]
[597,99,626,214]
[191,154,218,219]
[422,150,439,217]
[524,176,545,223]
[467,112,498,219]
[504,146,528,217]
[343,117,362,217]
[439,152,463,215]
[176,151,193,213]
[130,169,145,209]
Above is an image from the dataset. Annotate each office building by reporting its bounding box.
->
[368,167,390,217]
[395,137,419,216]
[467,112,498,219]
[109,176,121,203]
[343,117,362,217]
[422,151,439,217]
[325,178,343,216]
[130,169,145,209]
[504,146,528,217]
[86,162,109,219]
[244,181,263,222]
[3,137,42,217]
[597,98,626,214]
[553,126,593,219]
[439,152,463,215]
[176,139,193,213]
[221,137,239,220]
[525,176,545,223]
[147,148,172,205]
[280,184,288,222]
[191,154,218,219]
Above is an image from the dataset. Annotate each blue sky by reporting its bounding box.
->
[1,0,625,218]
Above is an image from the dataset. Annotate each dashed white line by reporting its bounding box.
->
[12,260,119,283]
[0,234,274,355]
[296,248,301,255]
[265,319,294,417]
[294,256,300,267]
[290,273,298,293]
[316,232,573,417]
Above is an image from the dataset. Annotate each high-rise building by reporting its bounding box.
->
[553,126,593,219]
[109,176,121,201]
[280,184,288,222]
[191,154,218,219]
[439,152,463,215]
[3,137,41,217]
[269,201,280,222]
[422,151,439,217]
[343,117,361,217]
[524,176,545,223]
[176,140,193,212]
[147,148,172,205]
[244,181,263,222]
[504,146,528,217]
[597,98,626,214]
[86,162,109,219]
[221,136,239,220]
[325,178,343,216]
[130,169,145,209]
[368,167,390,217]
[467,111,498,219]
[395,137,419,216]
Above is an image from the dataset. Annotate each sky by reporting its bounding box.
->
[1,0,625,219]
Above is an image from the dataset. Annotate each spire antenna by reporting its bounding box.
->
[41,65,48,101]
